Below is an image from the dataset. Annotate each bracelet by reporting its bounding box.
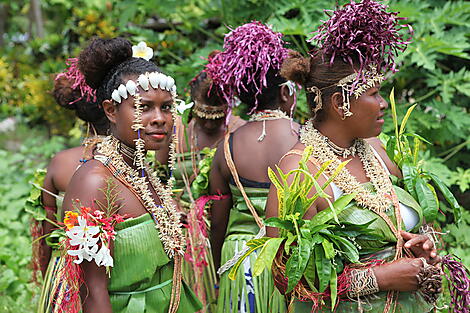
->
[347,268,380,298]
[417,258,442,304]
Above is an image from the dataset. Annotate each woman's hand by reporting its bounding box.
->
[401,231,441,265]
[373,257,424,292]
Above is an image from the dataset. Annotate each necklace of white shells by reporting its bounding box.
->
[95,71,184,257]
[299,119,404,258]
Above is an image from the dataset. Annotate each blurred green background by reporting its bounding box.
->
[0,0,468,312]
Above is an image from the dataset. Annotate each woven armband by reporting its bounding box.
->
[347,268,380,298]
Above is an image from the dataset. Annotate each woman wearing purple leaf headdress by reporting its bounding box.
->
[265,0,445,312]
[208,21,300,313]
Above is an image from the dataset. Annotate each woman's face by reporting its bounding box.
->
[347,84,388,138]
[112,81,174,151]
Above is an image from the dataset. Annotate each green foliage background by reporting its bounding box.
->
[0,0,468,311]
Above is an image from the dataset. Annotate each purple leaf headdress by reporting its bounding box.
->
[309,0,412,87]
[205,21,288,114]
[56,58,97,105]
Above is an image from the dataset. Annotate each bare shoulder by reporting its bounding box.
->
[48,146,84,172]
[62,160,112,209]
[228,115,247,132]
[366,137,402,178]
[212,136,229,178]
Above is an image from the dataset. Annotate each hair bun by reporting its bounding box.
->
[280,50,311,86]
[53,75,79,110]
[78,37,132,89]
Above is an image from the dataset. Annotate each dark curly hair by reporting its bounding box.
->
[238,68,286,111]
[281,50,355,122]
[78,37,161,106]
[53,75,109,135]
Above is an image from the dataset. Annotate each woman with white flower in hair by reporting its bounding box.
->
[56,37,201,313]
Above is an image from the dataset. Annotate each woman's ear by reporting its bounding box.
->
[329,91,344,118]
[102,100,118,124]
[279,84,290,103]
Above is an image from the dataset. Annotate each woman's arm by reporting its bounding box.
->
[62,163,113,313]
[209,141,233,270]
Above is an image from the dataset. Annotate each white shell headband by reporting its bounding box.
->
[110,72,177,104]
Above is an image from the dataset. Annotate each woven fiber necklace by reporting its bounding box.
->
[249,109,291,141]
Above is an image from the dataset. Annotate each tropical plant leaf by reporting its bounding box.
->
[315,244,331,293]
[428,173,462,223]
[321,238,335,260]
[330,267,338,309]
[285,239,312,293]
[402,161,418,199]
[228,237,269,280]
[264,217,294,231]
[415,176,439,222]
[253,238,284,277]
[399,104,418,137]
[304,253,318,292]
[310,193,356,227]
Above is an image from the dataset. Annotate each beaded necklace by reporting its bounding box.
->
[95,136,185,257]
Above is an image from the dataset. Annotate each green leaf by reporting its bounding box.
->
[253,238,284,277]
[284,232,296,255]
[321,238,335,259]
[330,267,338,309]
[268,167,284,194]
[285,239,312,293]
[310,193,356,227]
[428,173,462,223]
[399,104,418,137]
[228,237,269,280]
[304,253,318,292]
[402,162,418,199]
[326,234,360,263]
[389,88,400,151]
[264,217,294,231]
[415,177,439,222]
[315,245,331,293]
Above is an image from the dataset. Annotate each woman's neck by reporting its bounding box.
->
[315,120,356,148]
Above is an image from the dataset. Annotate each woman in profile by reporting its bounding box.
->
[265,1,439,311]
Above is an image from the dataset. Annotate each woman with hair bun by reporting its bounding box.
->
[265,1,439,312]
[208,21,299,313]
[42,37,201,313]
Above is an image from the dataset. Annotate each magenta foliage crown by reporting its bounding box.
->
[205,21,288,112]
[55,58,97,105]
[309,0,412,84]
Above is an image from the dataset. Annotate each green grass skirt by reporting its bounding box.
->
[216,234,286,313]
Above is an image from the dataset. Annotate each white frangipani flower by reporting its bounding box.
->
[132,42,154,61]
